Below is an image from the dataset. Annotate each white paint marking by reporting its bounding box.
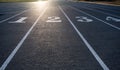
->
[106,16,120,22]
[84,6,120,19]
[69,6,120,30]
[9,17,28,23]
[81,1,120,7]
[0,7,48,70]
[59,6,109,70]
[75,16,93,22]
[46,16,62,22]
[0,10,29,23]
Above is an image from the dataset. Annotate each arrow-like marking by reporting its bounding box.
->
[9,17,28,23]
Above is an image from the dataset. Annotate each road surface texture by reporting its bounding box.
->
[0,0,120,70]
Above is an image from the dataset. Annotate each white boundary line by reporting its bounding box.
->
[0,9,29,23]
[80,1,120,7]
[93,6,120,17]
[69,6,120,30]
[84,6,120,18]
[59,6,109,70]
[0,7,48,70]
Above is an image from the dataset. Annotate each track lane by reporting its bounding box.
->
[0,1,120,70]
[0,6,46,69]
[67,2,120,18]
[61,5,120,70]
[5,5,103,70]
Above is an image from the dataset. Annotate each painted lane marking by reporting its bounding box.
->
[69,6,120,30]
[0,10,29,23]
[0,7,48,70]
[9,17,28,23]
[106,16,120,22]
[46,16,62,22]
[59,6,109,70]
[80,1,120,6]
[75,16,93,22]
[84,6,120,19]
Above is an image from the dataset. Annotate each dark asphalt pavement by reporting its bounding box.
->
[0,0,120,70]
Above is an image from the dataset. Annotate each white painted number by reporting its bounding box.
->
[75,16,93,22]
[106,16,120,22]
[9,17,27,23]
[46,16,62,22]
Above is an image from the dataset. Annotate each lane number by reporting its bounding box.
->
[46,16,62,22]
[106,16,120,22]
[75,16,93,22]
[9,17,27,23]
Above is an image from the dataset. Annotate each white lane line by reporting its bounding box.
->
[0,7,48,70]
[80,1,120,7]
[59,6,109,70]
[69,6,120,30]
[84,6,120,19]
[0,10,28,23]
[96,7,120,15]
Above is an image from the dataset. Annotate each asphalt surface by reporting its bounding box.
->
[0,0,120,70]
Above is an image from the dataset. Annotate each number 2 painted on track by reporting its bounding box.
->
[75,16,93,23]
[46,16,62,22]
